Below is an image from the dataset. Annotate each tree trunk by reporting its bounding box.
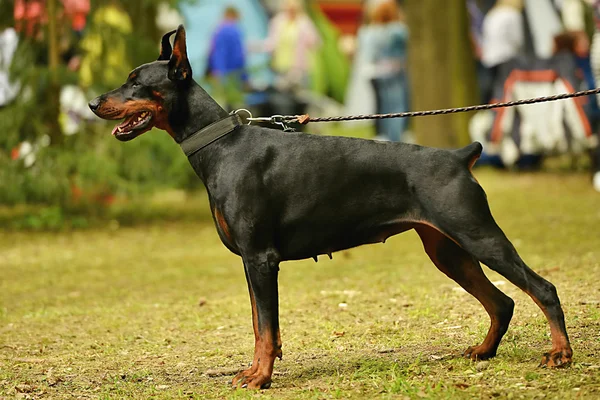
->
[47,0,63,145]
[405,0,477,148]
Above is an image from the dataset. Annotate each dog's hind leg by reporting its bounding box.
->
[416,225,514,360]
[431,179,572,367]
[232,250,282,389]
[458,230,572,367]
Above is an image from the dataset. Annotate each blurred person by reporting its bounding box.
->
[468,0,494,103]
[523,0,588,60]
[586,0,600,99]
[552,31,598,135]
[468,0,485,58]
[0,21,20,108]
[262,0,321,90]
[561,0,588,31]
[481,0,525,102]
[585,0,600,191]
[470,29,594,172]
[473,0,597,175]
[365,0,409,142]
[555,0,594,116]
[207,6,247,111]
[553,31,596,101]
[554,0,589,53]
[344,5,378,121]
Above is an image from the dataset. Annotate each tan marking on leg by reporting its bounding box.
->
[527,293,572,367]
[416,224,513,360]
[213,208,232,242]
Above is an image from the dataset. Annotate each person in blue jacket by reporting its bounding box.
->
[207,7,247,110]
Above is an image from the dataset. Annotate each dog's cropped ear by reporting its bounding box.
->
[157,29,176,61]
[168,25,193,82]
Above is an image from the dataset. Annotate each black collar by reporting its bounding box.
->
[180,113,242,157]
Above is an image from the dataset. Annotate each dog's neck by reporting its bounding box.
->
[171,81,243,184]
[170,82,229,144]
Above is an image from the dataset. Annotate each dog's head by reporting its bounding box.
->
[88,25,193,141]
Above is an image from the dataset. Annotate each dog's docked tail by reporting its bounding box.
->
[454,142,483,171]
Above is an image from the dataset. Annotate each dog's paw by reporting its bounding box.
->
[231,371,272,389]
[539,349,572,368]
[463,345,497,361]
[231,367,254,387]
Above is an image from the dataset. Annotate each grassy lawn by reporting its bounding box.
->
[1,169,599,399]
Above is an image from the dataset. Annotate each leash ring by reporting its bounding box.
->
[233,109,253,125]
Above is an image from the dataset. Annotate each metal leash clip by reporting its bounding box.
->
[270,115,295,132]
[247,114,296,132]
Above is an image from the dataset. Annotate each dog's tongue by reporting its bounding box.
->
[112,114,138,135]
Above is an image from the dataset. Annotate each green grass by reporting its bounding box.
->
[1,169,600,399]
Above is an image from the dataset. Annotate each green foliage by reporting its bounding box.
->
[0,151,70,206]
[0,38,71,148]
[0,124,199,209]
[307,1,350,103]
[11,206,66,231]
[1,0,198,215]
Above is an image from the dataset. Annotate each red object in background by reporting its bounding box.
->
[70,184,116,206]
[99,193,116,206]
[14,0,90,36]
[318,1,363,35]
[14,0,46,37]
[11,147,20,160]
[70,184,83,202]
[62,0,90,32]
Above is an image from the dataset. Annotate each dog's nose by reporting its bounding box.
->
[88,97,101,111]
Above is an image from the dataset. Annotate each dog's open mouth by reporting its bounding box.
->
[112,111,153,141]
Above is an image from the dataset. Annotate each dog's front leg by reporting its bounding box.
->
[232,252,282,389]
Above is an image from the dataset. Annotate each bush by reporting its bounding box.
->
[0,121,200,209]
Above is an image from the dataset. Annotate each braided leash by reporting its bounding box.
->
[247,87,600,125]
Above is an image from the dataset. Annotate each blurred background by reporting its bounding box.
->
[1,0,599,229]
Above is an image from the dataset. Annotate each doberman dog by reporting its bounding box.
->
[89,26,572,389]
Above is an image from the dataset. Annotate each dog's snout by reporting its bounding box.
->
[88,97,101,112]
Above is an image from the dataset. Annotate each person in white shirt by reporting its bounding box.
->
[482,0,525,68]
[481,0,525,101]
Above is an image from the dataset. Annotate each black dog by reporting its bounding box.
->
[89,26,572,389]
